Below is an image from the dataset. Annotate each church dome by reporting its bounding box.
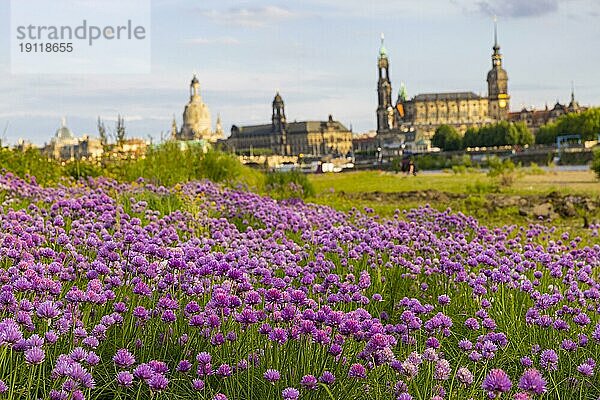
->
[55,119,75,142]
[181,76,213,140]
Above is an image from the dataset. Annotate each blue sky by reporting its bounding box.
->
[1,0,599,145]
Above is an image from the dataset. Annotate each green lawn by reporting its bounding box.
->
[309,170,600,197]
[307,170,600,237]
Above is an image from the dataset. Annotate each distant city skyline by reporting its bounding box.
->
[1,0,599,145]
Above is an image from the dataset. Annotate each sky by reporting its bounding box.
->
[1,0,599,145]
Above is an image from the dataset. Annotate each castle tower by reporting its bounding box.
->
[487,19,510,120]
[271,92,289,155]
[377,33,394,133]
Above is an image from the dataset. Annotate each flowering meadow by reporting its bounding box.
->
[0,172,600,400]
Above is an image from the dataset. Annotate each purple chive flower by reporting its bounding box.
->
[268,328,288,345]
[114,302,127,313]
[133,364,154,380]
[437,295,451,305]
[216,364,233,377]
[434,359,450,381]
[518,368,546,395]
[49,390,68,400]
[192,379,205,391]
[300,374,317,390]
[348,363,366,379]
[45,331,59,344]
[177,360,192,372]
[161,310,177,323]
[237,359,249,371]
[72,390,85,400]
[282,387,300,400]
[539,350,558,371]
[147,373,168,391]
[456,367,473,386]
[481,369,512,395]
[113,349,135,368]
[36,301,60,319]
[85,352,100,366]
[458,339,473,351]
[592,323,600,342]
[320,371,335,385]
[196,352,212,364]
[465,318,480,330]
[82,336,99,349]
[24,346,45,365]
[561,339,577,352]
[264,369,281,383]
[426,336,440,349]
[0,379,7,393]
[213,394,228,400]
[577,362,594,377]
[520,356,533,367]
[70,347,88,362]
[149,360,169,374]
[116,371,134,387]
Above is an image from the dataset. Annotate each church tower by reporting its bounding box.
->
[271,92,289,155]
[181,74,213,140]
[170,115,178,140]
[487,20,510,120]
[377,34,394,133]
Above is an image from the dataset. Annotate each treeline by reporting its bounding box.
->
[433,107,600,150]
[535,108,600,144]
[433,121,533,151]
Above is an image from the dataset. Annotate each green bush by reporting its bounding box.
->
[487,156,519,188]
[64,160,104,180]
[0,148,63,185]
[265,170,315,199]
[526,162,546,175]
[107,143,262,189]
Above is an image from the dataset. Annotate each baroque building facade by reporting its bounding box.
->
[507,87,586,133]
[376,25,510,150]
[226,93,353,157]
[172,75,223,143]
[44,118,103,161]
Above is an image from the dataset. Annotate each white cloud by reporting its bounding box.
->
[474,0,559,18]
[186,37,241,45]
[197,6,296,28]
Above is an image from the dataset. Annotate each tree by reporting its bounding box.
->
[97,117,108,147]
[536,107,600,144]
[536,123,558,144]
[432,125,448,149]
[463,128,479,148]
[116,115,126,146]
[508,122,533,146]
[433,125,462,151]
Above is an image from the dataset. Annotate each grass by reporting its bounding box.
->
[307,170,600,239]
[309,170,600,197]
